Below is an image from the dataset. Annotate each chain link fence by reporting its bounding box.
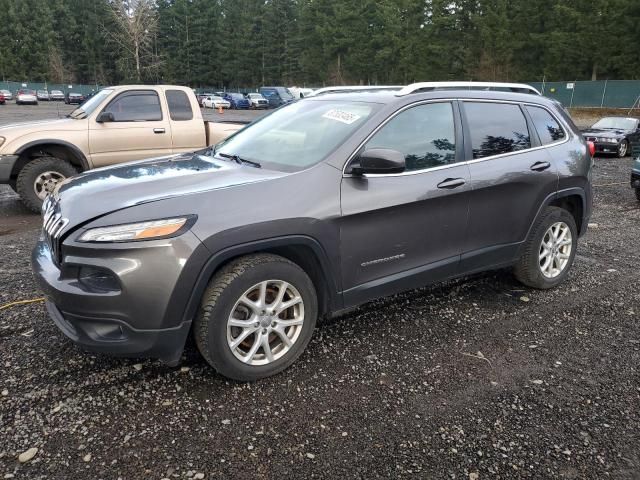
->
[2,79,640,109]
[529,80,640,109]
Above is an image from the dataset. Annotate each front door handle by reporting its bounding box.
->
[437,178,466,189]
[153,128,166,134]
[530,161,551,172]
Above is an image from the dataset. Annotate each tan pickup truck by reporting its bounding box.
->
[0,85,245,212]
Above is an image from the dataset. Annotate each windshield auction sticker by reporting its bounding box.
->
[322,109,362,125]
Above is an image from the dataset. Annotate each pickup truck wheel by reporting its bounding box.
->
[195,253,317,381]
[514,207,577,289]
[16,157,78,213]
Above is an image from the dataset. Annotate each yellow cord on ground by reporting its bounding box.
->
[0,298,45,311]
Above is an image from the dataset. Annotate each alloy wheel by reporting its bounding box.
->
[33,171,66,200]
[227,280,305,366]
[539,221,572,278]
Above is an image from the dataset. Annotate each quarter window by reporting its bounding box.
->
[103,90,162,122]
[365,102,456,171]
[526,106,565,145]
[166,90,193,121]
[465,102,531,159]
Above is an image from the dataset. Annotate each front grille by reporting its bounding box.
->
[42,196,69,264]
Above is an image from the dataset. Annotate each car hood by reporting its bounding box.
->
[54,152,286,223]
[581,128,629,138]
[0,118,86,136]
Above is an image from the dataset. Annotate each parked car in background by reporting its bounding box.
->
[0,93,5,105]
[16,89,38,105]
[37,90,50,101]
[259,86,295,108]
[224,92,250,109]
[631,143,640,201]
[0,85,246,212]
[64,92,85,104]
[582,117,640,158]
[49,90,65,101]
[0,89,13,101]
[197,93,215,107]
[245,92,268,109]
[203,95,230,109]
[30,82,592,381]
[289,87,315,99]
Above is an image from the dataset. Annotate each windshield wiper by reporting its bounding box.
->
[217,152,262,168]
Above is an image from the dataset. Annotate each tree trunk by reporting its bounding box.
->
[591,62,597,81]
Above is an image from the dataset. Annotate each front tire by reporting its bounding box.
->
[514,206,578,289]
[16,157,78,213]
[194,254,317,381]
[617,140,628,158]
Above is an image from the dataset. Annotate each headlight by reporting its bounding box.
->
[605,137,619,143]
[78,217,192,242]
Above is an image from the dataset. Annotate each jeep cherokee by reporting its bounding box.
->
[32,82,593,381]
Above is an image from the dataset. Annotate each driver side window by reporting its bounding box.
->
[103,90,162,122]
[365,102,457,171]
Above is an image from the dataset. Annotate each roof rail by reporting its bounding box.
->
[395,82,541,96]
[308,85,403,97]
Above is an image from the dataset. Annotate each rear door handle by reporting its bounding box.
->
[437,178,466,189]
[530,161,551,172]
[153,128,166,134]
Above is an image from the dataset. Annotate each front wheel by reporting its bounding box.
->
[617,140,629,158]
[194,254,317,381]
[16,157,78,213]
[514,206,578,289]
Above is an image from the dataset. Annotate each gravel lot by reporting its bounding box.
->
[0,105,639,479]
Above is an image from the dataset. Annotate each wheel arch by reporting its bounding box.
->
[11,140,90,181]
[183,235,342,325]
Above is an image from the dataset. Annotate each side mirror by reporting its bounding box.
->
[350,148,406,175]
[96,111,115,123]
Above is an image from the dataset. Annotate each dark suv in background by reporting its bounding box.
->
[32,82,592,381]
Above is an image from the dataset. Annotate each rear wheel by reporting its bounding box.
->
[16,157,78,213]
[635,188,640,202]
[194,254,317,381]
[514,207,578,289]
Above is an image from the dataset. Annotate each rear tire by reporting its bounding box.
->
[194,253,317,381]
[16,157,78,213]
[635,188,640,202]
[514,206,578,289]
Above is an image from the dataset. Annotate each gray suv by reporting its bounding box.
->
[32,82,593,381]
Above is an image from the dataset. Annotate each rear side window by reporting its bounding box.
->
[365,102,456,171]
[465,102,531,159]
[103,90,162,122]
[526,106,565,145]
[166,90,193,121]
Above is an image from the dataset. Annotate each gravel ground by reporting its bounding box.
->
[0,106,639,479]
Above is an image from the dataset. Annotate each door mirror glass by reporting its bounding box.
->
[96,111,115,123]
[351,148,406,175]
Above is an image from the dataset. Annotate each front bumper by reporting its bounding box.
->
[592,141,621,155]
[0,154,18,183]
[31,231,210,364]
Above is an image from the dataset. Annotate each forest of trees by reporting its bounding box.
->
[0,0,638,89]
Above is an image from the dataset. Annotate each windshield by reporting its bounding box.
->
[230,93,244,99]
[69,89,113,119]
[592,117,637,130]
[215,100,379,172]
